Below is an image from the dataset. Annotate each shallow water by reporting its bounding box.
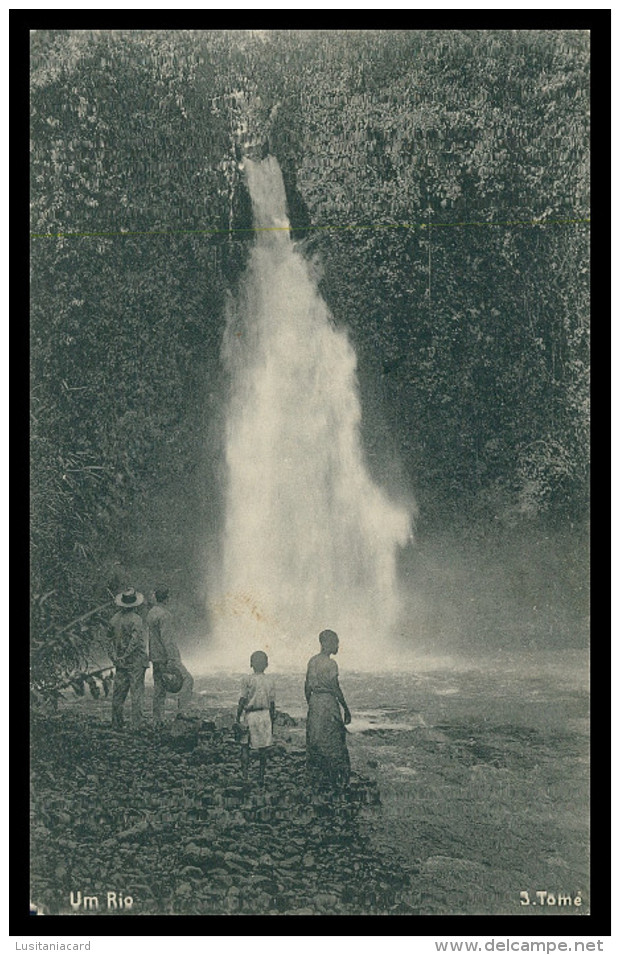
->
[192,648,589,734]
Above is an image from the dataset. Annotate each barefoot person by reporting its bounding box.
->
[108,588,148,732]
[236,651,276,788]
[304,629,351,790]
[147,588,194,725]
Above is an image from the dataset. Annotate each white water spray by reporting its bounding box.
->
[208,156,414,670]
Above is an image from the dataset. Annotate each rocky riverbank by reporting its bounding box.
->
[30,710,417,916]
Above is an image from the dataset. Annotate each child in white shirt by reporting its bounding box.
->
[236,650,276,787]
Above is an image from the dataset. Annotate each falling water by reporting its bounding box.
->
[209,156,414,670]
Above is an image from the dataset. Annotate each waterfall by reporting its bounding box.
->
[209,155,414,670]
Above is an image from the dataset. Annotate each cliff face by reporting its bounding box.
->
[30,30,589,645]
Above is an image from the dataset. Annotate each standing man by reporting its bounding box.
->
[108,588,149,732]
[147,588,194,725]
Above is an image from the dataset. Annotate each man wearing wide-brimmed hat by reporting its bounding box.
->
[108,588,149,731]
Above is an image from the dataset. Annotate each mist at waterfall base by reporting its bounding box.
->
[203,156,415,672]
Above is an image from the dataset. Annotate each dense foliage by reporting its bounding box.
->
[30,30,589,659]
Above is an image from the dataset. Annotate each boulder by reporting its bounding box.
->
[424,856,485,875]
[273,711,298,727]
[180,865,204,880]
[168,717,201,752]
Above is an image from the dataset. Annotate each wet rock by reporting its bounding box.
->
[168,720,200,752]
[222,785,245,798]
[252,890,273,911]
[546,855,569,869]
[276,855,301,868]
[315,892,339,911]
[182,842,205,861]
[174,881,193,896]
[180,865,204,880]
[424,856,485,875]
[116,820,149,842]
[274,711,298,727]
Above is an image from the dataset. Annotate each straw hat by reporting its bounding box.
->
[114,588,144,609]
